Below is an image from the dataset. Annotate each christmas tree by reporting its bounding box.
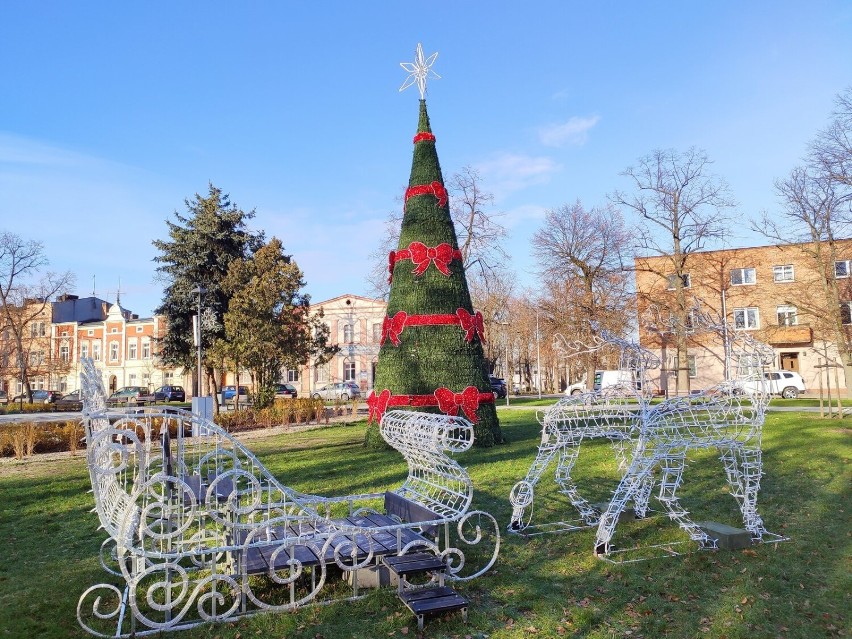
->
[366,45,501,447]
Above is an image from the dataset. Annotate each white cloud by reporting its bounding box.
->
[474,152,561,200]
[538,115,601,147]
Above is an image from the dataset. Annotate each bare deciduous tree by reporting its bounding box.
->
[531,200,633,385]
[613,147,736,394]
[811,86,852,192]
[755,166,852,389]
[0,231,74,400]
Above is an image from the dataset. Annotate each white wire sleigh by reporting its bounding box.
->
[76,359,499,637]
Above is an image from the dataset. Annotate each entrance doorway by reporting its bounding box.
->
[109,375,118,393]
[780,352,799,372]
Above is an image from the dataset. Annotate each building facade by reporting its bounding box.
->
[635,240,852,395]
[297,294,387,396]
[1,293,187,398]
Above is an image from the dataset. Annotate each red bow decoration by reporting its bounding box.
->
[409,242,456,276]
[405,181,448,210]
[367,389,391,423]
[381,311,408,346]
[434,386,482,423]
[456,309,485,343]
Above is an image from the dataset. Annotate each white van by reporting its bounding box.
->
[593,369,640,394]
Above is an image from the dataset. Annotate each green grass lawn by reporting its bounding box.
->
[0,410,849,639]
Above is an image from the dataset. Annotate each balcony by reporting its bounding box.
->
[766,324,812,346]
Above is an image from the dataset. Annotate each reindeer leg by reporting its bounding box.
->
[656,452,712,547]
[614,437,653,518]
[595,453,655,556]
[722,445,766,540]
[509,440,560,531]
[555,443,599,526]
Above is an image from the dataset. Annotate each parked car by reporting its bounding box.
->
[564,375,588,396]
[312,382,361,401]
[11,389,61,404]
[107,386,148,405]
[740,370,807,399]
[274,383,298,399]
[55,390,83,411]
[489,375,507,399]
[150,385,185,402]
[221,385,250,402]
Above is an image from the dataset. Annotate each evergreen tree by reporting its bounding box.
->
[221,238,336,406]
[153,184,263,397]
[367,100,502,446]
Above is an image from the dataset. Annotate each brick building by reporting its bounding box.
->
[0,299,61,396]
[1,293,187,398]
[635,239,852,395]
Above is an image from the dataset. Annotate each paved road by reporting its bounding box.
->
[0,411,81,424]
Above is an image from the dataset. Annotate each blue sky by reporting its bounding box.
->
[1,2,850,317]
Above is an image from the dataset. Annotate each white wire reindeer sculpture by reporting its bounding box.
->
[508,330,661,534]
[594,311,782,559]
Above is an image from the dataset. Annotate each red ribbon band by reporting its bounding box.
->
[405,181,448,210]
[381,309,485,346]
[413,132,436,144]
[367,386,495,424]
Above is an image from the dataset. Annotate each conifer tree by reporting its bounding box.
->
[367,99,502,446]
[153,184,263,397]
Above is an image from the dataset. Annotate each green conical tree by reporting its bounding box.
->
[367,100,502,447]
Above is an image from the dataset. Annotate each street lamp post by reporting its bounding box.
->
[536,310,542,399]
[193,285,205,400]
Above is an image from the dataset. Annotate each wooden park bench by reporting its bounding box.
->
[76,359,498,637]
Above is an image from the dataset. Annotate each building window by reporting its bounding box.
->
[773,265,794,282]
[136,326,143,333]
[164,371,174,385]
[287,369,300,383]
[61,331,68,337]
[841,302,852,325]
[343,323,354,343]
[836,260,851,278]
[29,350,44,366]
[31,322,46,337]
[81,343,89,359]
[87,329,94,336]
[59,345,70,363]
[666,273,691,290]
[59,376,67,392]
[109,342,119,362]
[315,363,330,383]
[111,327,118,334]
[128,373,136,385]
[668,355,697,378]
[142,339,151,359]
[373,323,382,343]
[777,305,798,326]
[92,343,101,361]
[142,373,150,388]
[128,341,137,360]
[730,267,756,286]
[344,360,356,382]
[734,307,760,330]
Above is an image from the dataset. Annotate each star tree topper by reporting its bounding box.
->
[399,42,440,99]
